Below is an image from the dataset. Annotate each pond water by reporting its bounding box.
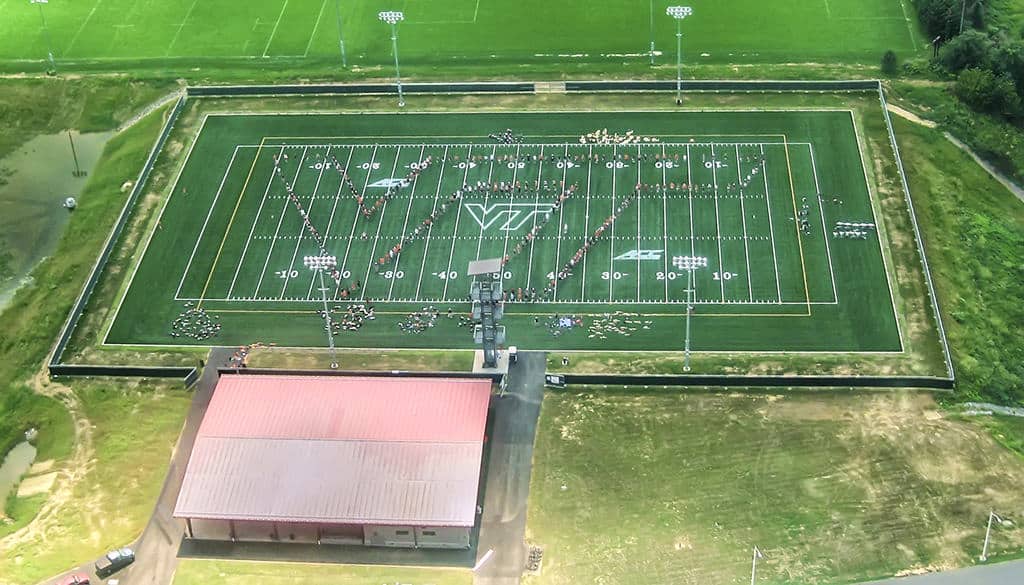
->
[0,442,37,507]
[0,131,113,309]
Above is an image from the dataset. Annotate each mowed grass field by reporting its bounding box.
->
[172,560,471,585]
[526,390,1024,585]
[105,110,902,352]
[1,0,922,67]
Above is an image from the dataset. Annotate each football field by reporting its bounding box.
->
[106,110,902,353]
[1,0,922,66]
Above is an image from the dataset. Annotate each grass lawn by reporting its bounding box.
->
[106,109,901,354]
[0,0,923,73]
[0,380,192,585]
[526,389,1024,585]
[173,559,472,585]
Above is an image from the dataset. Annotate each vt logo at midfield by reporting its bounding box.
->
[613,249,664,261]
[367,178,410,188]
[464,203,554,231]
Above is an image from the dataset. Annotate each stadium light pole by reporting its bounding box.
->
[665,6,693,105]
[750,546,764,585]
[334,0,348,67]
[676,255,704,372]
[307,256,340,369]
[980,510,1004,561]
[649,0,655,65]
[30,0,57,74]
[378,10,405,108]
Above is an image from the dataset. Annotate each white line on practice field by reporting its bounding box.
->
[807,143,838,303]
[166,0,201,56]
[360,145,403,299]
[736,144,754,302]
[760,144,783,303]
[579,145,594,302]
[263,0,291,57]
[65,0,104,56]
[337,145,377,299]
[414,146,450,300]
[388,145,426,300]
[178,147,242,299]
[278,146,331,299]
[253,147,309,297]
[661,144,669,303]
[227,146,287,298]
[303,0,329,57]
[524,145,546,287]
[305,145,355,299]
[710,144,726,302]
[440,145,474,301]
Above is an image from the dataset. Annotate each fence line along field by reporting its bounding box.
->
[3,0,922,67]
[106,110,902,353]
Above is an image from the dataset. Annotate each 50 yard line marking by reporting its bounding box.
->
[500,144,523,267]
[387,145,427,301]
[413,145,450,300]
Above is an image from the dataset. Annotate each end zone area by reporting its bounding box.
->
[105,110,901,352]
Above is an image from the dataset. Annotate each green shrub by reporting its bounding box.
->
[954,67,1021,115]
[940,30,996,72]
[882,50,900,75]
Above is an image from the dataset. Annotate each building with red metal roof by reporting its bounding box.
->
[173,374,492,549]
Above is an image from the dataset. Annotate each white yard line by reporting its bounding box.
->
[524,145,547,287]
[304,145,355,299]
[710,143,726,301]
[359,146,404,299]
[552,144,569,300]
[413,146,450,300]
[661,144,669,302]
[440,145,475,300]
[178,146,242,299]
[252,146,309,297]
[226,146,287,298]
[636,144,642,302]
[686,144,695,260]
[607,145,617,302]
[472,146,499,261]
[807,143,838,302]
[735,144,754,302]
[579,145,593,302]
[760,144,783,303]
[278,146,331,299]
[303,0,329,57]
[165,0,201,56]
[500,144,523,265]
[262,0,291,57]
[337,145,378,299]
[387,145,427,300]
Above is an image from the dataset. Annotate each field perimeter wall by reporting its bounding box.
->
[47,80,954,388]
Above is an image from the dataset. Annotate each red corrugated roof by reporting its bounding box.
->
[199,375,490,442]
[174,375,491,527]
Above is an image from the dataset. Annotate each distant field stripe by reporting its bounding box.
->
[177,146,241,299]
[303,0,329,57]
[263,0,291,57]
[64,0,104,56]
[166,0,201,56]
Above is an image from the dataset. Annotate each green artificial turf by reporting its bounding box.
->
[1,0,923,71]
[105,109,902,353]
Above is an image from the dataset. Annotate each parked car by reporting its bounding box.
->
[94,548,134,578]
[60,574,89,585]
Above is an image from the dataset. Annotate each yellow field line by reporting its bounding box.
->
[782,133,813,317]
[197,137,266,308]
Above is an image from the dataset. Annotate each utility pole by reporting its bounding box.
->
[980,510,1004,561]
[68,131,86,178]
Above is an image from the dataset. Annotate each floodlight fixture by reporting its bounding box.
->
[665,6,693,105]
[378,10,406,107]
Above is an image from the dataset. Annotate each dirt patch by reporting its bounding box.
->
[26,460,54,474]
[16,472,58,498]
